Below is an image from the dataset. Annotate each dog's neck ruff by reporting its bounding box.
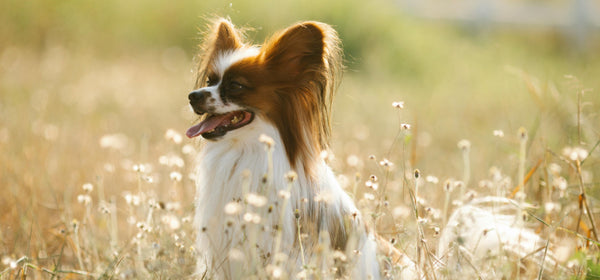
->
[192,117,378,278]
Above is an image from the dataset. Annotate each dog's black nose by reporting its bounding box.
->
[188,89,209,103]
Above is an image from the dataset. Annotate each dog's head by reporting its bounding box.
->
[187,18,342,168]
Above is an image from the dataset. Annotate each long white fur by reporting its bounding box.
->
[437,197,557,279]
[193,50,380,279]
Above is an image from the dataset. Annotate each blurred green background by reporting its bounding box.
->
[2,0,600,194]
[2,0,599,191]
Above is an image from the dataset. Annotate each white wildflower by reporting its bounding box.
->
[562,146,588,161]
[99,133,128,150]
[278,190,291,200]
[165,129,182,144]
[228,248,245,261]
[553,176,568,190]
[346,155,361,167]
[161,214,181,230]
[169,171,182,182]
[132,164,146,173]
[77,194,91,205]
[243,212,261,224]
[379,158,393,168]
[457,139,471,151]
[224,201,243,215]
[392,101,405,109]
[181,144,196,155]
[549,163,561,175]
[246,193,267,207]
[259,134,275,148]
[159,154,185,168]
[82,183,93,193]
[426,175,439,184]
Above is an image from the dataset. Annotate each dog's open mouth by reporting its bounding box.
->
[186,110,254,139]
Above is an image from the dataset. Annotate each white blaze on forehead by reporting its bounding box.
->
[195,47,259,115]
[214,47,260,76]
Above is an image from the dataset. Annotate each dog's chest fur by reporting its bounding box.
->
[193,117,372,277]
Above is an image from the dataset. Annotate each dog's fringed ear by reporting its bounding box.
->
[213,19,243,52]
[195,18,244,88]
[264,22,328,78]
[263,21,342,152]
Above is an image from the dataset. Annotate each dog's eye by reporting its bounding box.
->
[206,76,219,86]
[228,82,245,91]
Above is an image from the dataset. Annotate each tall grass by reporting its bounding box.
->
[1,0,599,279]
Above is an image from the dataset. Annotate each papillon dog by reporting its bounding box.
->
[186,18,412,279]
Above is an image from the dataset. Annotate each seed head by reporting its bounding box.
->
[369,175,378,182]
[165,129,182,144]
[159,154,185,168]
[99,133,128,150]
[224,201,243,215]
[148,199,161,209]
[143,175,154,183]
[549,163,561,176]
[82,183,94,193]
[333,250,348,261]
[278,190,291,200]
[285,171,297,182]
[443,179,454,192]
[457,139,471,151]
[454,180,465,190]
[489,166,502,182]
[379,158,393,168]
[562,146,588,162]
[428,228,438,239]
[77,194,91,205]
[246,193,267,208]
[99,203,111,214]
[521,211,528,222]
[518,127,528,141]
[294,209,301,219]
[161,214,181,230]
[124,193,140,206]
[229,248,245,261]
[346,155,361,167]
[169,171,182,182]
[426,175,439,184]
[259,134,275,148]
[132,164,146,173]
[181,144,196,155]
[243,212,261,224]
[320,150,334,161]
[392,101,405,109]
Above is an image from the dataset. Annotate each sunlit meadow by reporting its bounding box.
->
[1,0,600,279]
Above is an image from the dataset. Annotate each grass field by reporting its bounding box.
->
[1,0,600,278]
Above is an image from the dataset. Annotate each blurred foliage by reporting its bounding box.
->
[2,0,600,182]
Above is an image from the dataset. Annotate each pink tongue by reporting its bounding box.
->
[186,114,232,138]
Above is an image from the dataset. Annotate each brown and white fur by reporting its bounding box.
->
[186,18,410,279]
